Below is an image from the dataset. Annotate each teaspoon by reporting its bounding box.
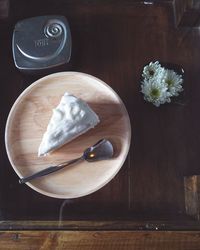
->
[19,139,114,184]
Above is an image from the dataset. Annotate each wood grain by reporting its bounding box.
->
[1,231,200,250]
[174,0,200,27]
[184,175,200,220]
[5,72,131,198]
[0,0,9,19]
[1,220,200,230]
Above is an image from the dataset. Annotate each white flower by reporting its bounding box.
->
[141,77,171,107]
[141,61,184,107]
[142,61,164,80]
[162,69,183,96]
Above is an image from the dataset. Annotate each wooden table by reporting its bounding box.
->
[1,0,200,248]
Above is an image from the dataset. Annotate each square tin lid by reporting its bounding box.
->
[12,15,72,72]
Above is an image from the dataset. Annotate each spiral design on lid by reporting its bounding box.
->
[44,22,63,38]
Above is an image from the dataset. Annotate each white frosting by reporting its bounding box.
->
[38,93,100,156]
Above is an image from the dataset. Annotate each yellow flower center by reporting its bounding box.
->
[150,88,160,99]
[149,69,154,76]
[166,79,173,87]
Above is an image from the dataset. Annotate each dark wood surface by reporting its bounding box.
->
[184,175,200,220]
[0,0,9,19]
[175,0,200,27]
[1,0,200,231]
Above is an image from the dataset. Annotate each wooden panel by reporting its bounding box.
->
[1,231,200,250]
[174,0,200,27]
[184,175,200,220]
[1,220,200,231]
[178,9,200,26]
[173,0,189,26]
[0,0,9,19]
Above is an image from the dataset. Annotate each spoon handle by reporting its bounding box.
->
[19,157,82,184]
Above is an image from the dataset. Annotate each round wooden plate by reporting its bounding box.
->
[5,72,131,199]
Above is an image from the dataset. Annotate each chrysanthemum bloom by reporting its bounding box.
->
[141,77,171,107]
[142,61,164,80]
[162,69,183,96]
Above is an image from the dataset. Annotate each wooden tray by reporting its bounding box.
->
[5,72,131,199]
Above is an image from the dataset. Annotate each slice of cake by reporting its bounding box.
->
[38,92,100,156]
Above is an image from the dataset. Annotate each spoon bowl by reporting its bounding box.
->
[83,139,114,162]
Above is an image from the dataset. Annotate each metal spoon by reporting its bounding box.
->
[19,139,114,184]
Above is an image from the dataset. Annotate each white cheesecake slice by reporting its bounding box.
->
[38,92,100,156]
